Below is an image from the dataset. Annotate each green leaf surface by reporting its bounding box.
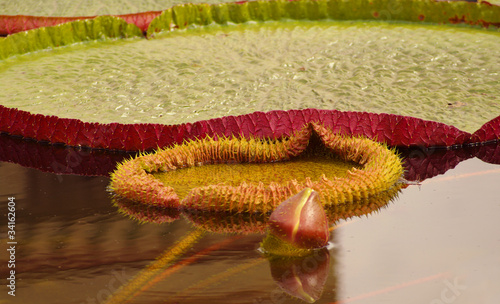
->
[1,20,498,133]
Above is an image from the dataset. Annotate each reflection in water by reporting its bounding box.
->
[399,142,500,181]
[104,228,206,304]
[184,209,268,234]
[1,137,499,303]
[113,195,180,224]
[110,175,400,303]
[0,132,133,176]
[268,249,331,303]
[0,132,400,303]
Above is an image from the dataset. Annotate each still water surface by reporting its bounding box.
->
[0,145,499,304]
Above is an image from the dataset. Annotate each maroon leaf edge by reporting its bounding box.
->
[1,105,499,182]
[0,11,162,35]
[1,104,499,152]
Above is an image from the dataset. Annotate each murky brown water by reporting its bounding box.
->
[1,141,499,304]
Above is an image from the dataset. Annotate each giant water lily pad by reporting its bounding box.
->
[0,0,499,151]
[2,20,499,132]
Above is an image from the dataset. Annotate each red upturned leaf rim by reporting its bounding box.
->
[1,104,499,151]
[0,11,162,36]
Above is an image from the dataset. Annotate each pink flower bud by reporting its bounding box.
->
[267,188,329,251]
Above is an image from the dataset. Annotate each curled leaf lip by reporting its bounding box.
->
[1,106,498,151]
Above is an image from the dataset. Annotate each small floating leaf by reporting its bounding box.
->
[109,123,405,213]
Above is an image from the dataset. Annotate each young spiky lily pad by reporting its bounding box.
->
[109,122,406,213]
[261,188,329,257]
